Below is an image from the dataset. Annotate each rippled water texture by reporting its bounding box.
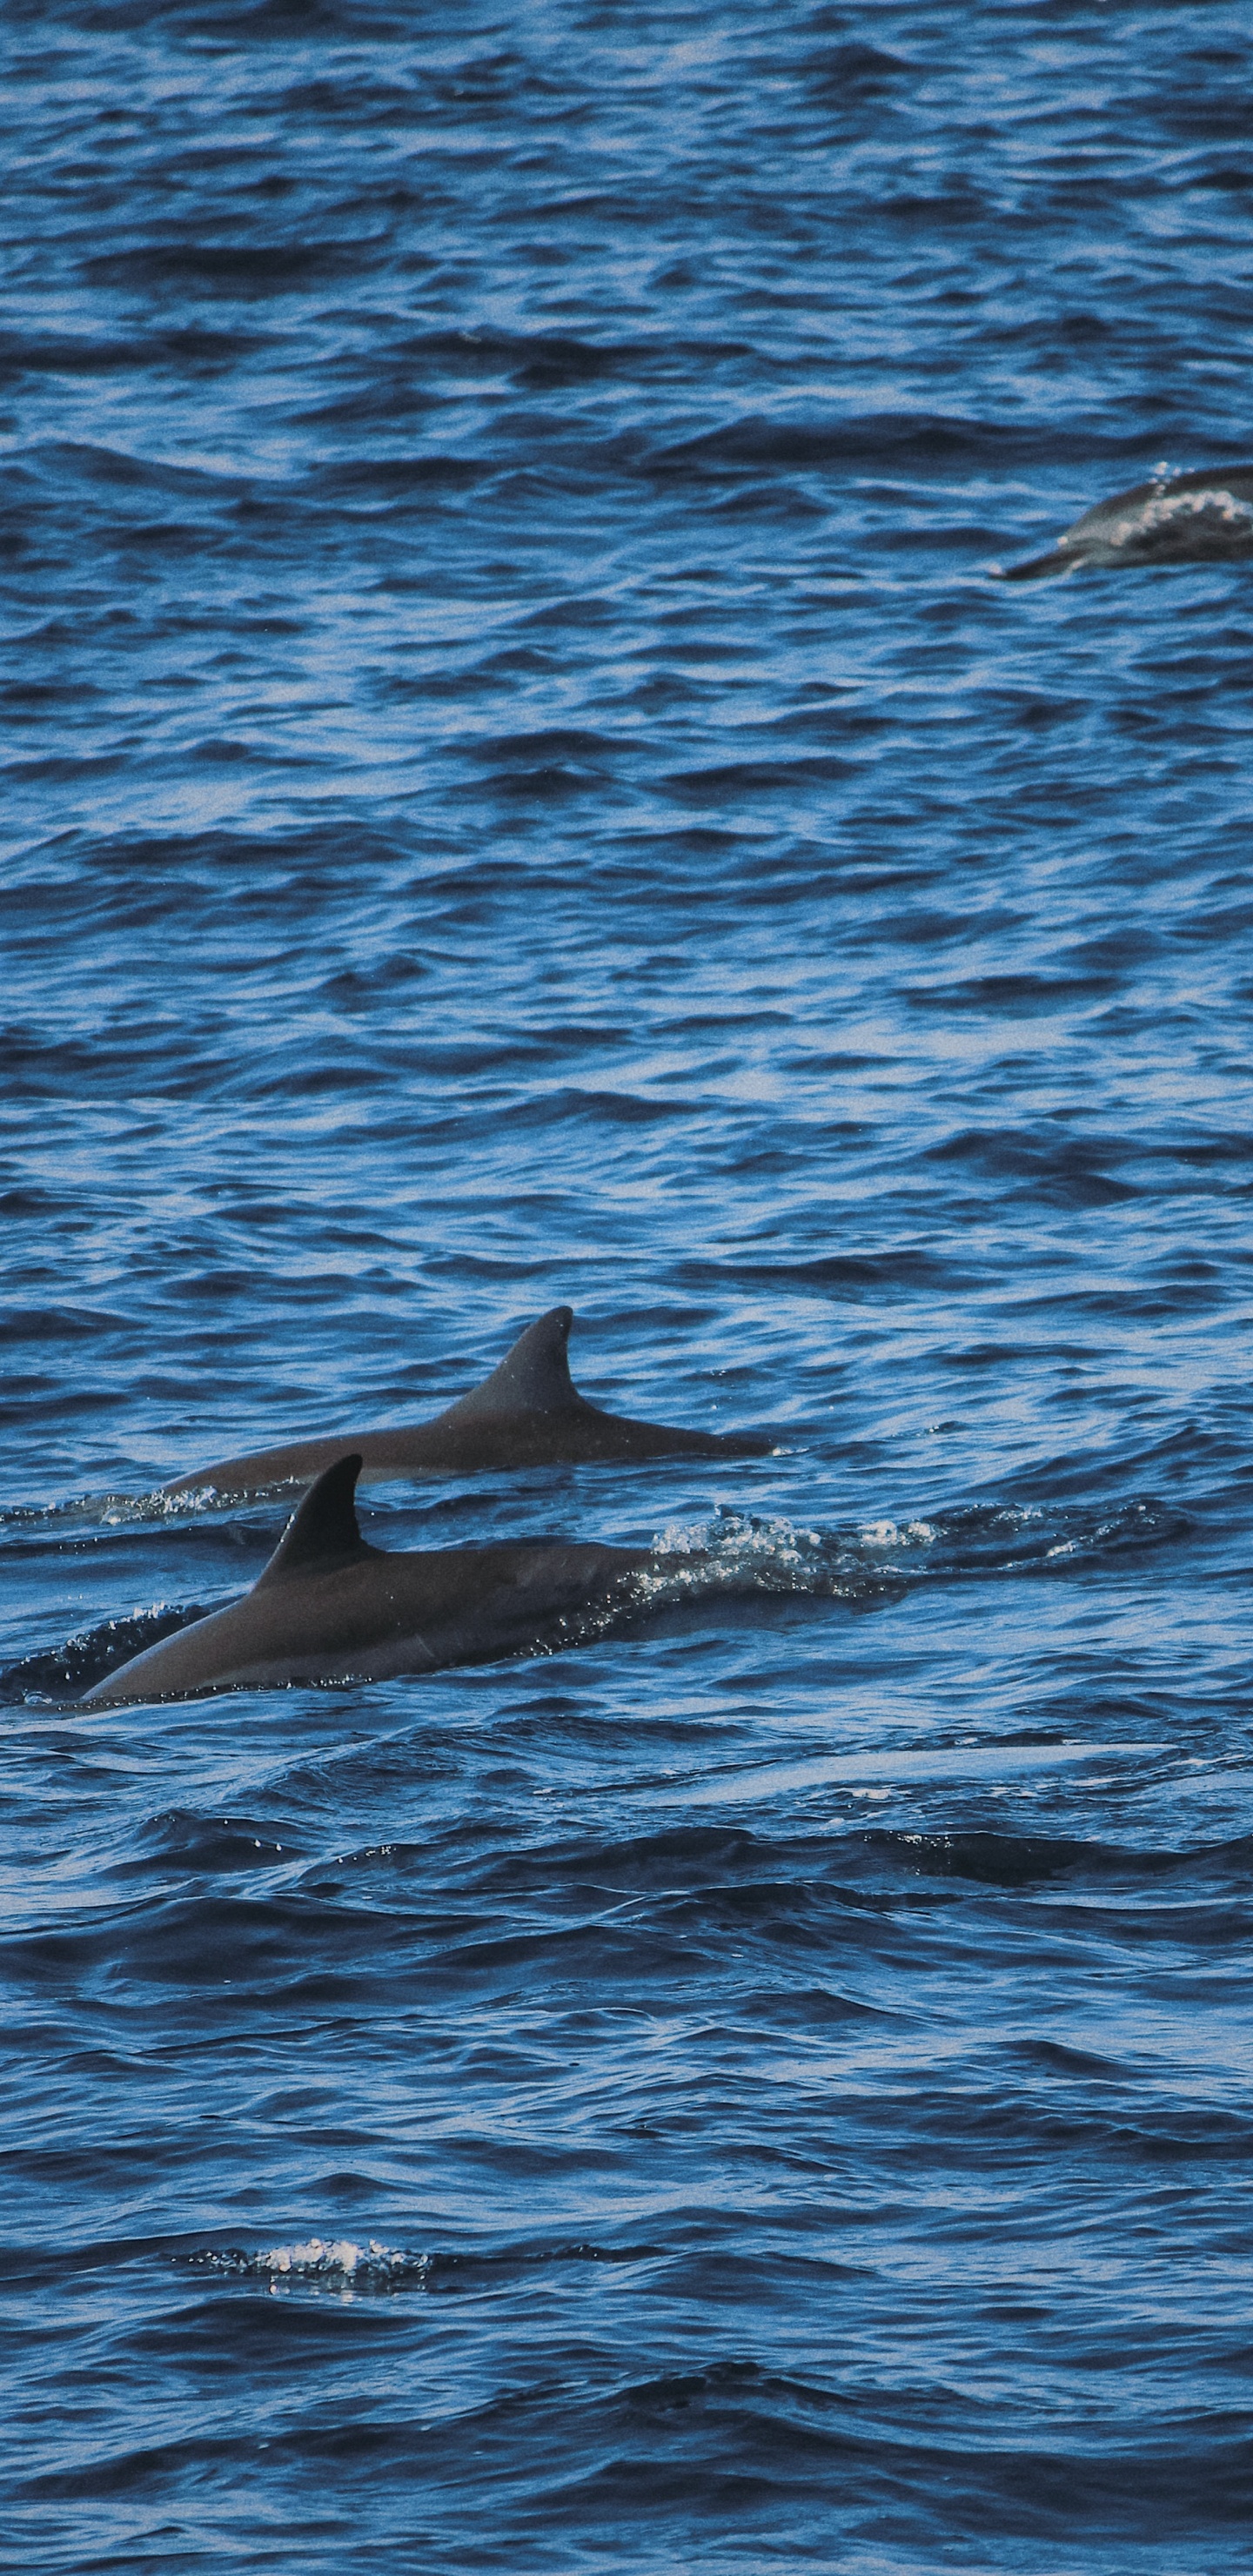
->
[4,3,1253,2568]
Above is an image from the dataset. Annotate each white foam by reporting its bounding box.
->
[856,1518,938,1550]
[257,2237,411,2280]
[651,1510,834,1591]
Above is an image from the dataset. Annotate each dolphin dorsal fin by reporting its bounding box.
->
[256,1453,372,1587]
[434,1305,583,1424]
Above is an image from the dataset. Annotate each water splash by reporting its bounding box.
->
[645,1494,1183,1608]
[188,2237,420,2292]
[0,1482,301,1543]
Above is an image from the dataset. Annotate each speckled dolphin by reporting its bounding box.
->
[1001,465,1253,581]
[161,1305,774,1495]
[86,1453,667,1704]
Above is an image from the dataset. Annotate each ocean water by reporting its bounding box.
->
[3,2,1253,2566]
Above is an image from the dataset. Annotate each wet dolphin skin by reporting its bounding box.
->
[86,1453,671,1704]
[1002,465,1253,580]
[160,1305,774,1493]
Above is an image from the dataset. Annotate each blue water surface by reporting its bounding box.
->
[3,3,1253,2567]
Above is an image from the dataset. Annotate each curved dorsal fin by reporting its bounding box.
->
[433,1305,583,1424]
[255,1453,372,1588]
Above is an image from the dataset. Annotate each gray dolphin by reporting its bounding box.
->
[160,1305,774,1496]
[85,1452,673,1704]
[1002,466,1253,581]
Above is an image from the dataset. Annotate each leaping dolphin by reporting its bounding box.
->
[160,1305,774,1495]
[85,1453,673,1704]
[1001,465,1253,581]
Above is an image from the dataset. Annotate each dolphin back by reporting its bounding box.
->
[84,1455,662,1703]
[1002,465,1253,580]
[158,1305,775,1492]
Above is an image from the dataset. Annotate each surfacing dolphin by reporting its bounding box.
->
[161,1305,774,1495]
[86,1453,673,1704]
[1001,466,1253,581]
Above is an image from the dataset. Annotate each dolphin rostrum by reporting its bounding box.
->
[85,1453,673,1704]
[161,1305,774,1495]
[1001,465,1253,581]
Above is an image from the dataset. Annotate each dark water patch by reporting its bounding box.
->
[0,1888,423,1996]
[458,1817,1253,1918]
[0,1303,128,1343]
[505,1086,695,1129]
[308,453,492,499]
[862,1827,1253,1891]
[461,728,626,768]
[174,1,418,37]
[909,969,1121,1012]
[647,412,1167,481]
[800,42,914,100]
[275,72,430,118]
[25,438,252,500]
[0,325,269,379]
[370,326,665,392]
[662,754,860,800]
[85,238,381,294]
[681,1247,979,1298]
[924,1128,1141,1208]
[0,1187,64,1217]
[516,591,621,630]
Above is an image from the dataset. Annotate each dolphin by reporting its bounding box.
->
[160,1305,774,1495]
[84,1453,673,1704]
[1001,465,1253,581]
